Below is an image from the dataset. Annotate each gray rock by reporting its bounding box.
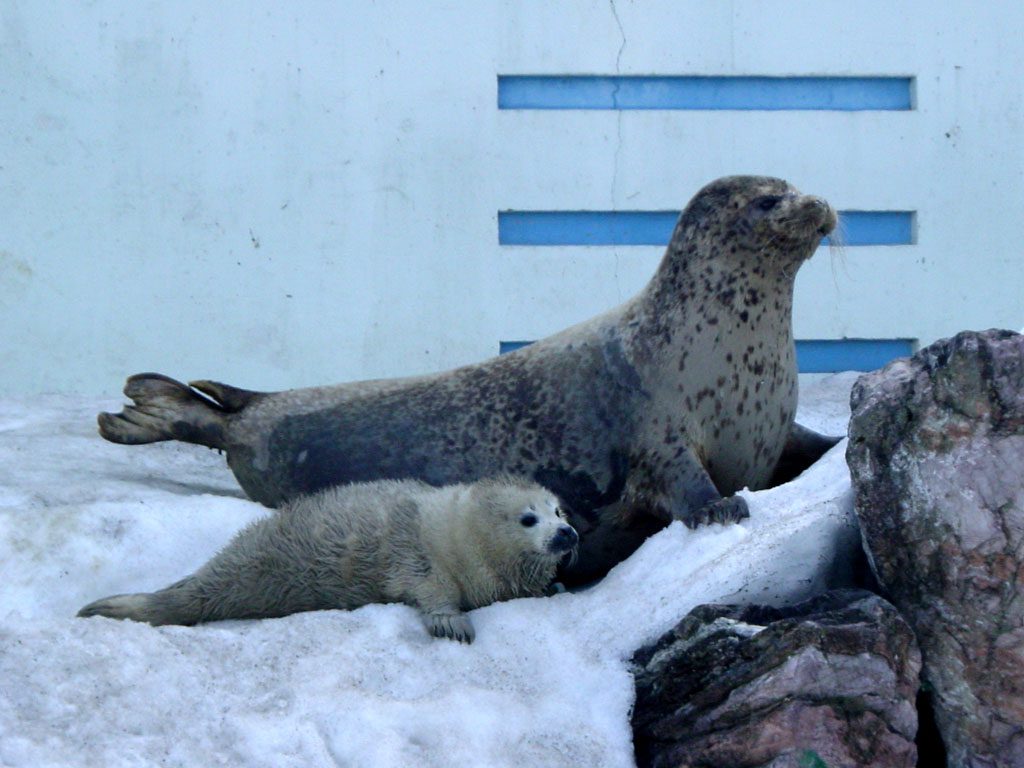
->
[847,329,1024,767]
[631,589,920,768]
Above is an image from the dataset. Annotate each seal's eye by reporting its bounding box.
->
[520,513,538,528]
[756,196,781,212]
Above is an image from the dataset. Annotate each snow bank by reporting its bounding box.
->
[0,374,859,767]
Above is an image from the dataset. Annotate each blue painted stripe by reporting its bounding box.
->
[498,211,914,246]
[795,339,916,373]
[499,211,679,246]
[831,211,914,246]
[499,341,535,355]
[500,338,916,373]
[498,76,913,111]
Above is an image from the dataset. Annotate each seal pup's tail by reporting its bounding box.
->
[98,373,258,449]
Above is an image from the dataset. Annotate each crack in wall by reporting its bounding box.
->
[609,0,626,206]
[609,0,627,297]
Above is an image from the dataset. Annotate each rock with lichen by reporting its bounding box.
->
[848,329,1024,767]
[631,589,920,768]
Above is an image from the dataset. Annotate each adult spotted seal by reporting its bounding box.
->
[78,475,576,643]
[98,175,839,581]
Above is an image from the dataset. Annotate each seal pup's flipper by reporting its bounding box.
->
[683,496,750,527]
[98,373,234,449]
[768,422,844,487]
[78,593,151,621]
[422,610,476,644]
[77,581,201,626]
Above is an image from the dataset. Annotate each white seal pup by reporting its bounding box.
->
[97,175,839,581]
[78,476,577,643]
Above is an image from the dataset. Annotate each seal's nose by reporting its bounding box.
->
[806,196,837,236]
[549,525,579,553]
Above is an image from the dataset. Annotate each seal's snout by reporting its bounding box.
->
[806,196,837,236]
[548,525,579,554]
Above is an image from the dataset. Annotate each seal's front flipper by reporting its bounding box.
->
[98,373,229,449]
[628,448,749,530]
[768,422,844,486]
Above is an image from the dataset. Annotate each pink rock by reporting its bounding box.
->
[631,590,920,768]
[848,329,1024,767]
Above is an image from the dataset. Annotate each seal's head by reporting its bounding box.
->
[672,175,837,268]
[471,476,578,559]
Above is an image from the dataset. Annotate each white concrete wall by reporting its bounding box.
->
[2,1,1021,394]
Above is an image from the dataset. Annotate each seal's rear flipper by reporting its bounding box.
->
[98,373,229,449]
[768,422,844,486]
[189,379,262,412]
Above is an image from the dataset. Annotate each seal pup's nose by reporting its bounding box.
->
[549,525,579,553]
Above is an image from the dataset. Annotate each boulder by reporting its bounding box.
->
[847,329,1024,767]
[631,589,920,768]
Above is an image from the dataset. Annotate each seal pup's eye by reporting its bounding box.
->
[520,513,538,527]
[756,196,781,212]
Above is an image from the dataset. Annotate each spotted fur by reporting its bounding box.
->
[98,176,839,583]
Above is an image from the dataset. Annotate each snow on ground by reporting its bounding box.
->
[0,373,860,768]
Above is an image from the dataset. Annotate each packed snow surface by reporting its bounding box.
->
[0,374,859,767]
